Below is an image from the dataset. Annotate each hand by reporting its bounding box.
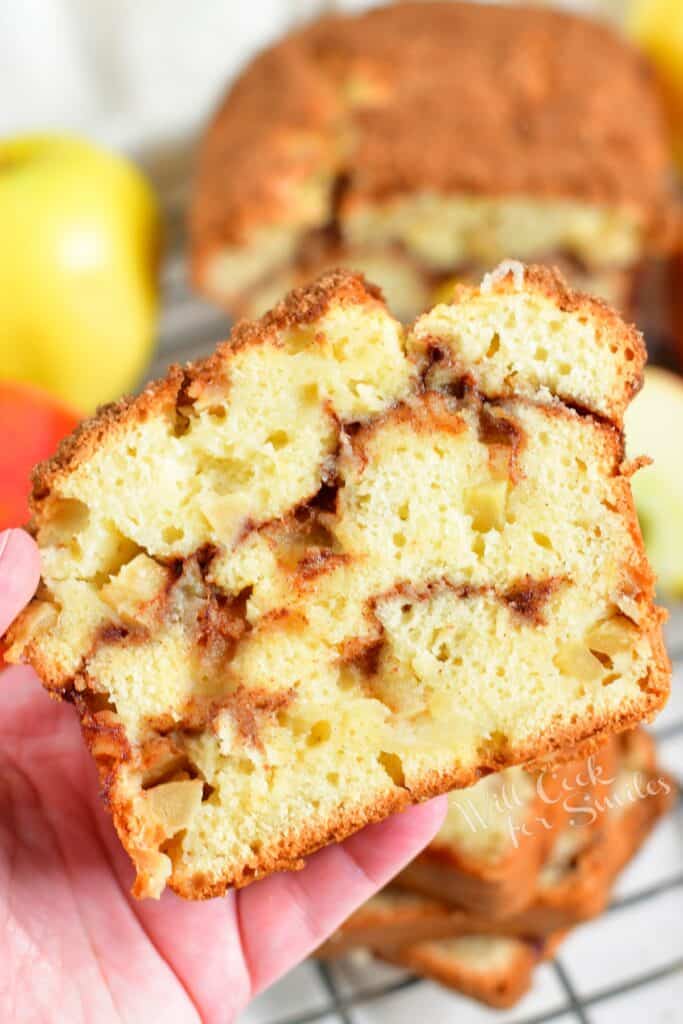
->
[0,528,446,1023]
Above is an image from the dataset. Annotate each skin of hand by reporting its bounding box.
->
[0,528,447,1024]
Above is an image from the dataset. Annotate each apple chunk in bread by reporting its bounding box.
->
[5,264,669,899]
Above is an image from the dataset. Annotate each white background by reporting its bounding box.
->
[0,0,623,152]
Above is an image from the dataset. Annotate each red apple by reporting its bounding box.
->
[0,380,80,529]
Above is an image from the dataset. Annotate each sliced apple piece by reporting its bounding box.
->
[626,366,683,597]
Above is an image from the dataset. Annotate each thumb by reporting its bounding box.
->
[0,529,41,637]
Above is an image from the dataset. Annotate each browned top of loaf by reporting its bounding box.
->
[192,1,674,248]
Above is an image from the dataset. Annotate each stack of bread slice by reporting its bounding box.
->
[318,728,675,1008]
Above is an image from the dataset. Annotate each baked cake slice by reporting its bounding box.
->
[392,759,571,917]
[5,264,669,898]
[318,731,673,956]
[322,914,558,1009]
[501,712,676,934]
[316,889,464,959]
[398,731,674,938]
[383,933,562,1009]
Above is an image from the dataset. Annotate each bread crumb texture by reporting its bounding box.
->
[6,264,669,898]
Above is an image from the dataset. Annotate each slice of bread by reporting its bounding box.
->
[607,728,675,876]
[384,933,558,1009]
[393,760,571,917]
[501,729,675,935]
[316,889,462,959]
[495,745,618,931]
[5,264,669,898]
[320,729,674,954]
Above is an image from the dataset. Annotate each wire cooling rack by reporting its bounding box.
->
[143,151,683,1024]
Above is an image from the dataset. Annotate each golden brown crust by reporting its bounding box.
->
[392,748,600,918]
[316,892,463,959]
[32,263,644,512]
[81,698,666,900]
[603,730,677,878]
[191,39,342,248]
[469,734,675,936]
[229,266,385,352]
[30,372,184,514]
[191,1,676,274]
[168,707,670,898]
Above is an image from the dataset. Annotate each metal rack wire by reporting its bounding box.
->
[304,869,683,1024]
[146,157,683,1024]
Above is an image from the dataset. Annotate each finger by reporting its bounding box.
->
[92,803,251,1024]
[0,665,90,772]
[238,795,447,995]
[0,529,40,637]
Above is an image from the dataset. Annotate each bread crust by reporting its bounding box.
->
[26,265,647,507]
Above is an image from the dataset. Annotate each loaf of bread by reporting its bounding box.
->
[191,2,677,320]
[5,264,669,898]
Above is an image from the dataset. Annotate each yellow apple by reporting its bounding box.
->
[629,0,683,168]
[0,135,161,413]
[626,366,683,597]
